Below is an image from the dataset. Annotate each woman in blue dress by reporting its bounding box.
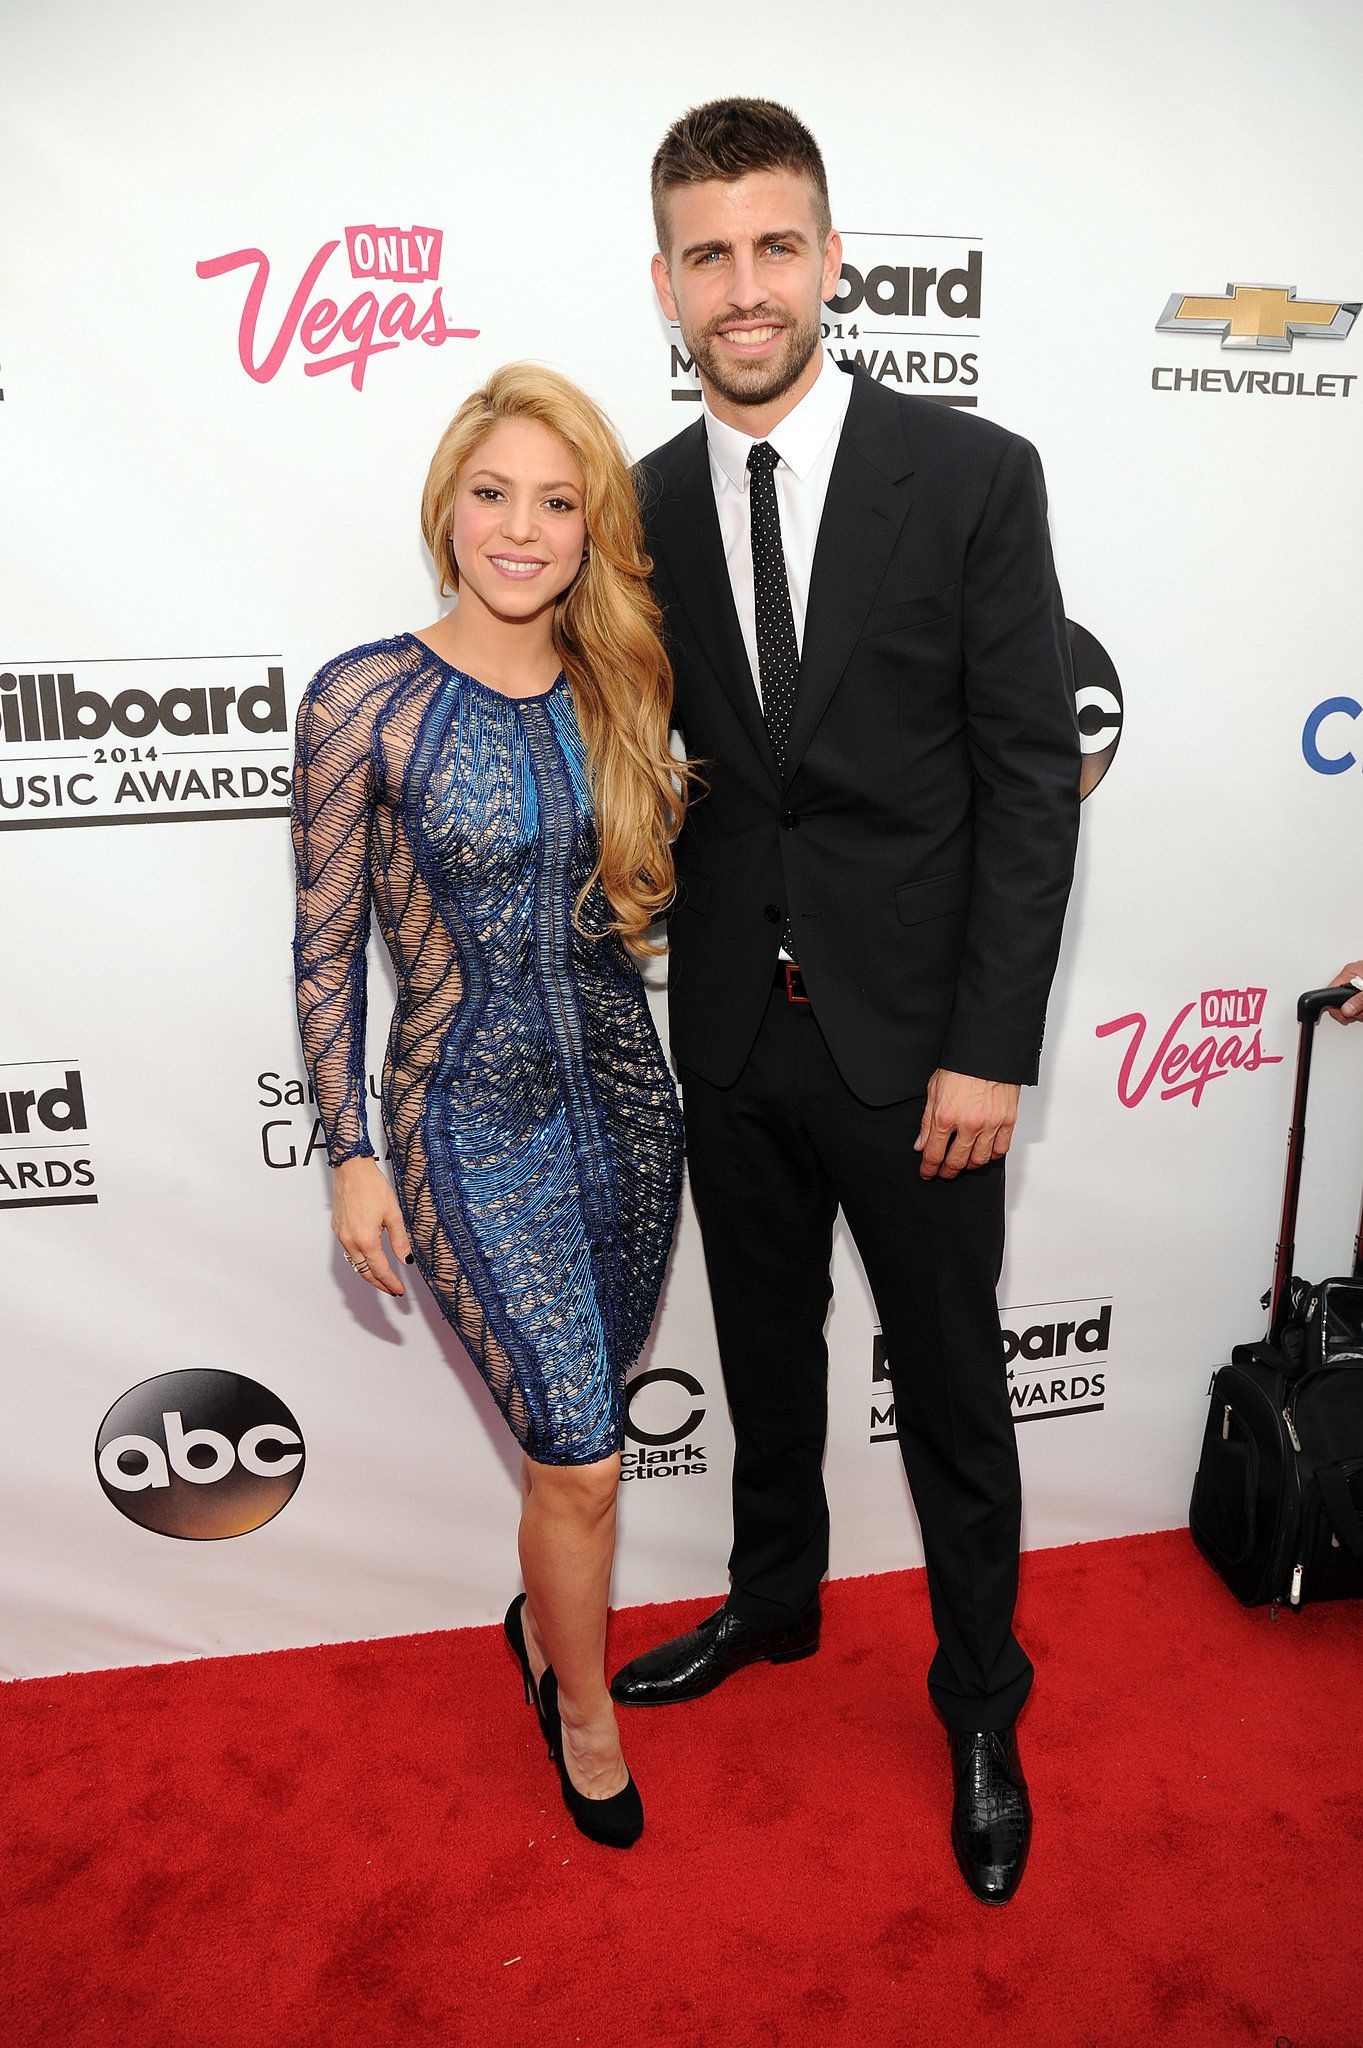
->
[291,365,691,1847]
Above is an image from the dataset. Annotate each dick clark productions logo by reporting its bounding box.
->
[1095,987,1283,1109]
[196,223,480,391]
[622,1368,708,1481]
[96,1371,305,1539]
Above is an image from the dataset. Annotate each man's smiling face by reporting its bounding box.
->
[652,169,843,421]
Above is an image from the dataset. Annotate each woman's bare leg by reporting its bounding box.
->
[518,1451,628,1799]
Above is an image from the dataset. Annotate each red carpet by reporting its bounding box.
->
[4,1529,1362,2048]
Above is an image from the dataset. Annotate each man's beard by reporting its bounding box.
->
[685,304,824,411]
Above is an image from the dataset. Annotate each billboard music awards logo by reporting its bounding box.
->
[96,1370,305,1539]
[1095,988,1283,1108]
[0,659,290,829]
[1002,1300,1110,1420]
[1152,282,1358,399]
[871,1300,1112,1432]
[668,231,982,406]
[196,225,480,391]
[622,1367,708,1480]
[0,1059,95,1209]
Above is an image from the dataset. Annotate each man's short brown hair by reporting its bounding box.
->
[651,98,832,255]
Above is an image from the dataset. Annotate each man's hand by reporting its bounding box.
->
[915,1069,1020,1181]
[1325,964,1363,1023]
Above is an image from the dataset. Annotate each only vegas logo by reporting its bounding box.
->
[196,222,479,392]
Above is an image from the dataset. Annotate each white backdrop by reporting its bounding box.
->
[3,0,1361,1679]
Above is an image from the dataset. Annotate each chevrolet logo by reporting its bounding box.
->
[1157,283,1359,352]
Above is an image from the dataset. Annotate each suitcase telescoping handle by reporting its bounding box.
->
[1267,985,1363,1342]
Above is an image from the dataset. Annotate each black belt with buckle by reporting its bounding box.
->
[775,961,811,1005]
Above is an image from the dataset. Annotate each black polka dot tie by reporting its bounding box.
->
[748,440,800,957]
[747,441,800,774]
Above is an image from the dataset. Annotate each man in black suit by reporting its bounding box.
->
[610,98,1080,1903]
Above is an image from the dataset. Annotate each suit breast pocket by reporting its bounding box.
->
[862,583,958,640]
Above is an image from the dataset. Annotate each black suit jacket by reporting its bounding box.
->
[641,362,1081,1104]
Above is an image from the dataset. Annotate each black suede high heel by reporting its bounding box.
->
[503,1594,554,1754]
[504,1593,644,1848]
[537,1668,644,1850]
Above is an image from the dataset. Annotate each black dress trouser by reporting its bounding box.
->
[678,982,1033,1732]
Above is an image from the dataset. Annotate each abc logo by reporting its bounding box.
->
[624,1367,705,1447]
[95,1370,305,1540]
[1069,621,1124,800]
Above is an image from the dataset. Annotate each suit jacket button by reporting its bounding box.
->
[780,810,800,830]
[763,904,781,924]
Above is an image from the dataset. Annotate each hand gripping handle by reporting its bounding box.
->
[1269,987,1363,1339]
[1297,984,1362,1023]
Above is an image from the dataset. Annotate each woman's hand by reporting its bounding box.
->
[331,1156,414,1296]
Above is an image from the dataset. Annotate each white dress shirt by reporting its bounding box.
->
[702,346,854,695]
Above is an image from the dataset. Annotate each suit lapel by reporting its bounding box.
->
[783,371,916,781]
[649,425,782,791]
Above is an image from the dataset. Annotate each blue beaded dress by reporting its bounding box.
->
[291,633,683,1465]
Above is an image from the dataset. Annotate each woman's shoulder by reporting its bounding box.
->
[300,633,424,722]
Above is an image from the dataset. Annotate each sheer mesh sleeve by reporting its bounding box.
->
[291,650,386,1167]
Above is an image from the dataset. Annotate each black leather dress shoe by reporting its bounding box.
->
[947,1723,1032,1904]
[609,1602,819,1705]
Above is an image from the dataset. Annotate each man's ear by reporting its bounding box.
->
[820,229,843,307]
[651,250,680,323]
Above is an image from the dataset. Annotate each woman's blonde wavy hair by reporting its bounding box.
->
[420,363,694,956]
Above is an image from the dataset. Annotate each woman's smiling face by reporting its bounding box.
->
[448,417,588,624]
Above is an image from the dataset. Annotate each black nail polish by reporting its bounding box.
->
[405,1253,415,1265]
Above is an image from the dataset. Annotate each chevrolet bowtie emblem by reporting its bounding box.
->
[1157,283,1359,352]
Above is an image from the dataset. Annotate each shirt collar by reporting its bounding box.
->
[703,347,852,492]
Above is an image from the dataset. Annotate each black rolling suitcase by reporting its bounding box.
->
[1190,985,1363,1611]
